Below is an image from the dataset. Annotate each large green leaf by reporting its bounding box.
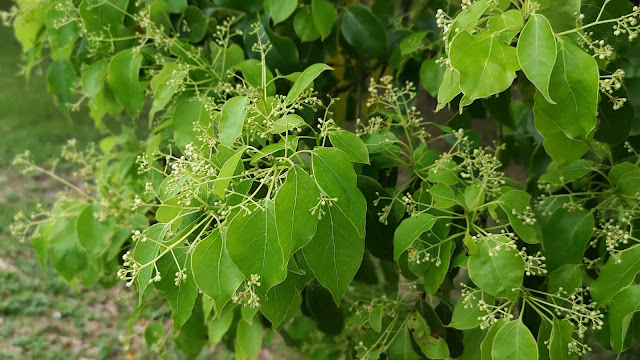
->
[213,149,244,201]
[491,320,538,360]
[48,218,88,282]
[481,320,507,360]
[533,103,589,164]
[609,284,640,353]
[191,229,244,313]
[311,147,367,235]
[449,31,520,107]
[541,208,593,272]
[275,166,320,260]
[236,318,263,360]
[408,311,450,359]
[436,67,461,111]
[154,247,197,328]
[498,190,541,244]
[76,204,113,257]
[259,273,303,329]
[591,245,640,304]
[468,236,524,300]
[517,14,557,104]
[450,291,495,330]
[303,204,364,303]
[107,49,144,116]
[226,202,286,291]
[329,130,369,164]
[533,40,598,140]
[550,318,577,360]
[340,5,387,58]
[294,7,321,42]
[46,59,77,104]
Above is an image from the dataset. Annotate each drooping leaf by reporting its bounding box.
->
[609,284,640,353]
[192,229,244,313]
[591,245,640,304]
[340,5,387,59]
[267,0,297,24]
[107,49,144,116]
[219,96,248,146]
[154,247,198,328]
[393,213,437,261]
[517,14,557,104]
[541,208,594,272]
[259,273,303,329]
[287,63,332,102]
[236,318,263,360]
[311,0,336,40]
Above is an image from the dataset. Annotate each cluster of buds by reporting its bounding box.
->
[117,251,140,287]
[592,217,635,262]
[366,76,416,109]
[519,248,547,276]
[611,6,640,41]
[435,9,453,35]
[310,192,339,220]
[355,116,386,135]
[232,274,262,308]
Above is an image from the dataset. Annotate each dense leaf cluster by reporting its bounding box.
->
[6,0,640,358]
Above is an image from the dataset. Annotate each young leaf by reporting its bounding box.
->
[491,320,538,360]
[226,202,286,291]
[191,229,244,313]
[468,236,524,300]
[267,0,297,24]
[154,247,197,328]
[436,67,461,111]
[517,14,557,104]
[275,166,320,260]
[408,311,450,359]
[311,0,336,40]
[449,32,520,107]
[591,245,640,304]
[219,96,248,146]
[208,310,234,347]
[609,284,640,353]
[430,183,459,209]
[213,149,244,201]
[107,49,144,116]
[286,63,332,102]
[329,130,369,164]
[270,114,305,134]
[393,213,437,261]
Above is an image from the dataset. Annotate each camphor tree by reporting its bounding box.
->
[5,0,640,358]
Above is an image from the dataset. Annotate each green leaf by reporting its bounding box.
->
[293,7,320,42]
[408,311,450,359]
[214,149,244,201]
[388,325,421,360]
[548,264,582,296]
[154,247,197,328]
[219,96,248,146]
[175,296,208,357]
[340,5,387,58]
[208,310,234,347]
[270,114,305,134]
[400,31,427,56]
[134,224,169,303]
[369,305,383,332]
[491,320,538,360]
[76,204,112,257]
[464,183,485,211]
[591,245,640,304]
[550,318,577,360]
[236,59,276,96]
[609,284,640,353]
[487,9,524,44]
[481,320,507,360]
[594,85,634,145]
[275,166,320,260]
[82,60,108,102]
[311,0,337,40]
[192,229,244,313]
[45,1,79,50]
[393,213,437,261]
[541,208,593,272]
[498,190,541,244]
[180,6,208,43]
[449,0,492,36]
[449,31,520,108]
[49,218,88,282]
[329,130,369,164]
[468,235,524,300]
[430,183,459,209]
[538,0,581,32]
[47,59,77,104]
[303,204,364,303]
[107,49,144,116]
[236,318,263,360]
[533,40,598,140]
[436,67,461,111]
[533,103,589,164]
[287,63,332,103]
[420,56,447,98]
[173,98,210,152]
[259,273,303,329]
[267,0,297,24]
[149,62,186,123]
[312,147,367,234]
[13,0,46,52]
[450,291,495,330]
[226,202,287,291]
[517,14,557,104]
